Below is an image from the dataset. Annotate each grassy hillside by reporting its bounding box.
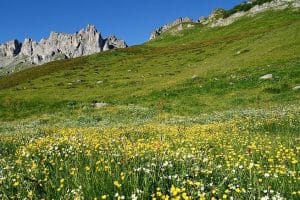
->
[0,7,299,200]
[0,9,299,120]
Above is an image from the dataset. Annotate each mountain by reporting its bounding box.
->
[0,25,127,75]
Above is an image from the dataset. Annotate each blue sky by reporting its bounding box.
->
[0,0,244,46]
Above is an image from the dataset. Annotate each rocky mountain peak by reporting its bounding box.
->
[0,25,127,75]
[85,24,97,32]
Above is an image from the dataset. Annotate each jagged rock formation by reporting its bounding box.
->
[0,40,21,57]
[197,8,227,25]
[149,17,193,40]
[149,0,299,40]
[0,25,127,75]
[103,36,127,51]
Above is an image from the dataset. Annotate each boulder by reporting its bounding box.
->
[192,75,198,79]
[93,102,108,109]
[293,85,300,91]
[259,74,273,80]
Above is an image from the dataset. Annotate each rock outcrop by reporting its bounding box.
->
[0,40,21,58]
[0,25,127,75]
[149,17,193,40]
[103,36,128,51]
[202,0,299,27]
[149,0,299,40]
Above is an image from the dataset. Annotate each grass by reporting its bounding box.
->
[0,7,299,200]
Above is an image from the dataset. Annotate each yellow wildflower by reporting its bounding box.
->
[114,180,121,188]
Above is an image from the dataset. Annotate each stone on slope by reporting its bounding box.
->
[293,85,300,91]
[93,102,108,109]
[192,75,198,79]
[259,74,273,80]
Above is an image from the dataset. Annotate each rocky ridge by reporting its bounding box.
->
[149,17,193,40]
[209,0,300,27]
[0,25,127,75]
[149,0,299,40]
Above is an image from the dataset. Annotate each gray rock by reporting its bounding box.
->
[197,9,227,25]
[187,24,195,28]
[149,17,193,40]
[94,102,108,109]
[192,75,198,79]
[20,38,35,57]
[32,54,43,64]
[208,8,227,22]
[175,24,183,32]
[0,40,21,57]
[103,36,127,51]
[293,1,300,7]
[0,24,127,74]
[210,0,298,27]
[293,85,300,91]
[198,16,209,25]
[260,74,273,80]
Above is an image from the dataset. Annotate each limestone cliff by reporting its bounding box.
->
[0,25,127,75]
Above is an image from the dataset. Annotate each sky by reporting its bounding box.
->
[0,0,244,46]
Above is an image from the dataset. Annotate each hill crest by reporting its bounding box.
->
[149,0,300,40]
